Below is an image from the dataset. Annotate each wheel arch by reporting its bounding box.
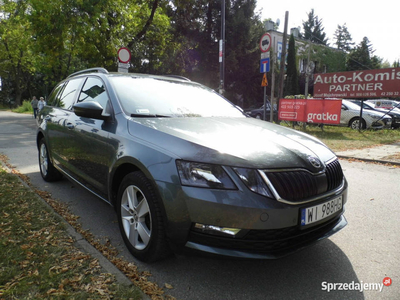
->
[36,131,45,150]
[109,158,161,209]
[348,116,366,128]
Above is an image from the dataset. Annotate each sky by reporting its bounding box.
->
[256,0,400,64]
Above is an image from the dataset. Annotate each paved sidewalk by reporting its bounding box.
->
[336,142,400,165]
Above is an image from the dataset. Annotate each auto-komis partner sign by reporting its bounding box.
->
[278,99,341,124]
[313,67,400,98]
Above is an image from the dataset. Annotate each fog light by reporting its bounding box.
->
[194,223,241,237]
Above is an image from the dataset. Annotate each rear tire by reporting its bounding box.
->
[117,171,171,262]
[39,139,62,182]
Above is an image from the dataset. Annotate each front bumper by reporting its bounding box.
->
[185,214,347,259]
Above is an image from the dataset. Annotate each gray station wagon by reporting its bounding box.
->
[36,68,347,262]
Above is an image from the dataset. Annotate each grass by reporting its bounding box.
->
[0,167,142,300]
[12,100,33,114]
[284,123,400,152]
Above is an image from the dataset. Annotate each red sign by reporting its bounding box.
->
[278,99,342,124]
[259,33,271,53]
[118,47,131,63]
[313,68,400,99]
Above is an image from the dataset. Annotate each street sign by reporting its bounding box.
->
[118,47,131,63]
[261,73,268,87]
[259,33,272,53]
[118,62,129,73]
[260,58,270,73]
[261,52,270,59]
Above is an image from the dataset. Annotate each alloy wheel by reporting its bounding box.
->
[120,185,152,250]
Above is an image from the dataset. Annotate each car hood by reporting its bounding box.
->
[128,117,336,170]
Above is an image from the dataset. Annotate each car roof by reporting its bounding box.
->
[67,68,192,84]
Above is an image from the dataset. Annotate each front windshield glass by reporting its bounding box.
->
[343,101,362,110]
[110,76,245,118]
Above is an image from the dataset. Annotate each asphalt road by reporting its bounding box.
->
[1,111,399,300]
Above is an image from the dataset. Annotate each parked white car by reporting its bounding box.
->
[341,100,392,129]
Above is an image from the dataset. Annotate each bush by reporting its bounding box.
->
[12,100,33,113]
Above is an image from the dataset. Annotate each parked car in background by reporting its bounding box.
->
[350,100,400,129]
[340,100,392,129]
[36,68,348,262]
[245,101,278,122]
[366,99,400,110]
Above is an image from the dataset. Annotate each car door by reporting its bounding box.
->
[45,78,85,173]
[64,76,117,198]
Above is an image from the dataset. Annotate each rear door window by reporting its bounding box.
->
[47,82,66,106]
[57,78,84,110]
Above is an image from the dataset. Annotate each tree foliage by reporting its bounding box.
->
[285,34,299,96]
[302,9,328,45]
[333,23,354,52]
[346,37,381,71]
[0,0,36,105]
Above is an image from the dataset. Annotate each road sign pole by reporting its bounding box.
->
[270,52,275,122]
[263,76,267,121]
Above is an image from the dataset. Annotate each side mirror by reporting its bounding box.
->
[73,101,110,120]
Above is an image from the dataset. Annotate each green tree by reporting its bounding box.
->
[285,34,299,96]
[346,37,382,71]
[167,0,264,107]
[28,0,173,86]
[302,9,328,45]
[333,23,354,52]
[0,0,36,105]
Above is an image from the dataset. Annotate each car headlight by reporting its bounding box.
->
[176,160,236,189]
[233,168,273,198]
[367,114,381,120]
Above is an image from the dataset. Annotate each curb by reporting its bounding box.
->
[0,161,151,297]
[337,155,400,166]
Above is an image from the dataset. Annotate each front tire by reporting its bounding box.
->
[39,139,62,182]
[349,118,366,130]
[117,171,171,262]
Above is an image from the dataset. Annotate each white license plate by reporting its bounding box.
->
[301,196,343,226]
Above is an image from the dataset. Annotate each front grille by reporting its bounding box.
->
[264,159,343,202]
[188,215,342,255]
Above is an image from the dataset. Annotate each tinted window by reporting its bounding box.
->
[78,77,109,109]
[57,78,83,110]
[47,82,66,106]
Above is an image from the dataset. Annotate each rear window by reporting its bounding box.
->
[57,78,84,110]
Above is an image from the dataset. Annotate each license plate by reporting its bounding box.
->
[301,196,343,226]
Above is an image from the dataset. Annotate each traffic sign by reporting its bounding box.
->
[260,58,270,73]
[118,47,131,63]
[259,33,272,53]
[261,73,268,87]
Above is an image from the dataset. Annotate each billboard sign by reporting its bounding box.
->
[278,99,342,124]
[313,68,400,99]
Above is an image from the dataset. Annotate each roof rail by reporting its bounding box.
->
[68,67,109,78]
[165,75,191,81]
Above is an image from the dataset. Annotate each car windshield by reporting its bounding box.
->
[343,101,362,110]
[109,76,245,118]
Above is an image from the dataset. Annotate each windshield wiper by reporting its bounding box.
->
[130,113,171,118]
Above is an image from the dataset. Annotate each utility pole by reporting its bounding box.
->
[219,0,225,95]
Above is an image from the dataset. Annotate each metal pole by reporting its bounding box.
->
[263,84,267,120]
[219,0,225,94]
[270,52,275,122]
